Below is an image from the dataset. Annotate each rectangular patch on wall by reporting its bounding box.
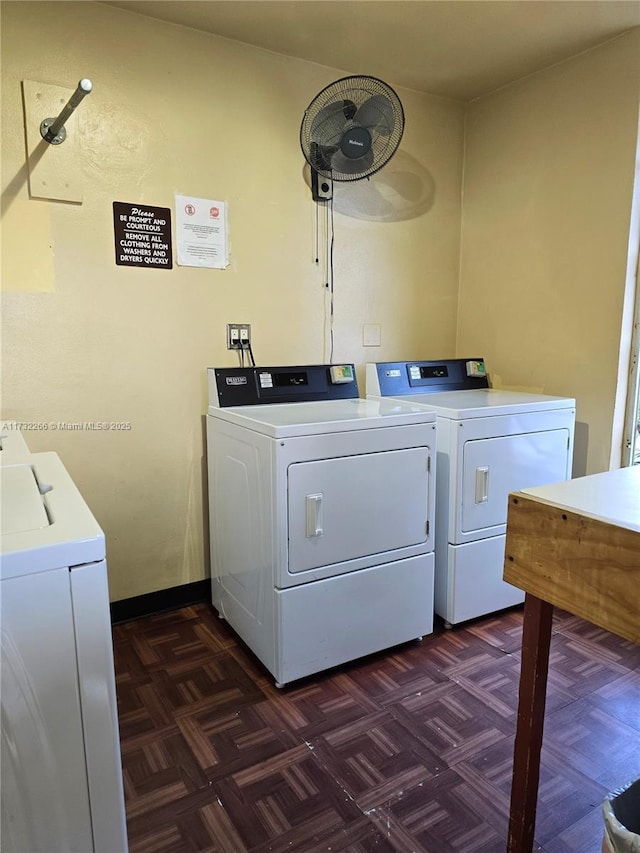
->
[113,202,172,269]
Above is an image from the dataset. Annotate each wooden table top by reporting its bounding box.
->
[504,466,640,645]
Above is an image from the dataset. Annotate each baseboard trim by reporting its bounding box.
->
[110,579,209,624]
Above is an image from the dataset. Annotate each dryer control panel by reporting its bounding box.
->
[367,358,490,396]
[209,364,359,407]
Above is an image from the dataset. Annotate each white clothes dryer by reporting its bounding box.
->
[1,451,127,853]
[367,358,575,627]
[206,363,437,687]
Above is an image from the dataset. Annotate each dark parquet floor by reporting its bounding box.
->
[113,604,640,853]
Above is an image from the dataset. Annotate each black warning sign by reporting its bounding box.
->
[113,201,173,269]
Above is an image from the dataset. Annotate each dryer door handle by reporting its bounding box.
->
[475,466,489,503]
[305,493,323,537]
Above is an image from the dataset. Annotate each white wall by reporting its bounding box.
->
[1,2,465,599]
[458,29,640,476]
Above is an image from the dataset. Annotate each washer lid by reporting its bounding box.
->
[208,397,436,438]
[1,452,105,580]
[0,426,31,463]
[369,388,575,419]
[1,464,50,535]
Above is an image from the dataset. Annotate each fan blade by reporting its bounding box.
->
[330,147,375,177]
[355,95,395,136]
[311,142,338,172]
[310,99,357,147]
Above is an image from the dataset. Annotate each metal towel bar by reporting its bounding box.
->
[40,78,92,145]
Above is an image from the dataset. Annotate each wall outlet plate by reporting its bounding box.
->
[227,323,251,349]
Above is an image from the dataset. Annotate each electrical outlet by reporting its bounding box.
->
[227,324,239,348]
[227,323,251,349]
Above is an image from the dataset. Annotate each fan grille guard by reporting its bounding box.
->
[300,75,405,182]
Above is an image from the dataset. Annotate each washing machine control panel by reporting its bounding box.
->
[371,359,489,396]
[210,364,359,407]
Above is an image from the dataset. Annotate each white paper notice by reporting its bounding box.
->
[175,195,228,269]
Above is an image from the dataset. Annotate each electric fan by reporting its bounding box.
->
[300,75,405,200]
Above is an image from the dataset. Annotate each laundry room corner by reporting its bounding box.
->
[457,28,640,477]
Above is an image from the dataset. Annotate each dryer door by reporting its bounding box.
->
[288,448,429,573]
[461,429,569,535]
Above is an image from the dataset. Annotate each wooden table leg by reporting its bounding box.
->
[507,593,554,852]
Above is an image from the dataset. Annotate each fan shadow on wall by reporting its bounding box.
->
[302,152,435,222]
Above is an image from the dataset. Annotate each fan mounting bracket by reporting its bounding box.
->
[312,170,333,203]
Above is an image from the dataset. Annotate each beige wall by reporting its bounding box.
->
[458,29,640,476]
[1,2,465,600]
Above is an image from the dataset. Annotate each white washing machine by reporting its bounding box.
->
[1,449,127,853]
[206,363,437,687]
[0,423,31,461]
[367,358,575,626]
